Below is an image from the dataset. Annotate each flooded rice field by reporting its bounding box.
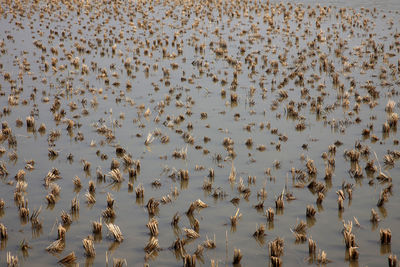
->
[0,0,400,266]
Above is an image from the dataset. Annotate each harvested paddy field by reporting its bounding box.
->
[0,0,400,266]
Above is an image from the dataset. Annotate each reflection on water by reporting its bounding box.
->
[0,0,400,266]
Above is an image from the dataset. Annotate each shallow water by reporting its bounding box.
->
[0,0,400,266]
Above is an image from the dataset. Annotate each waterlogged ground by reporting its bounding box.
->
[0,0,400,266]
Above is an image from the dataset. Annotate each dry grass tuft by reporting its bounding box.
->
[46,193,56,205]
[58,252,77,265]
[183,254,196,267]
[135,184,144,198]
[203,235,216,249]
[30,206,42,230]
[308,237,316,255]
[178,169,189,180]
[144,236,160,253]
[146,198,160,216]
[380,228,391,244]
[270,256,282,267]
[92,218,102,234]
[229,163,236,182]
[370,208,380,223]
[233,248,242,264]
[73,176,82,189]
[268,237,284,258]
[316,192,325,205]
[306,205,316,217]
[71,196,79,212]
[184,228,200,239]
[253,224,266,238]
[0,223,8,240]
[107,223,124,242]
[348,246,359,260]
[293,220,307,234]
[275,191,284,210]
[230,208,242,226]
[171,212,180,226]
[46,238,65,253]
[113,258,127,267]
[102,207,116,219]
[7,252,19,267]
[106,193,115,209]
[266,207,275,222]
[317,250,330,264]
[389,254,397,267]
[61,210,72,225]
[377,190,388,207]
[146,218,159,236]
[85,192,96,204]
[109,168,124,183]
[83,235,95,257]
[44,168,61,187]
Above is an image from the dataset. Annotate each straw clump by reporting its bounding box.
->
[58,252,77,265]
[83,235,96,257]
[107,223,124,242]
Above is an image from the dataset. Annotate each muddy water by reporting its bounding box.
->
[0,0,400,266]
